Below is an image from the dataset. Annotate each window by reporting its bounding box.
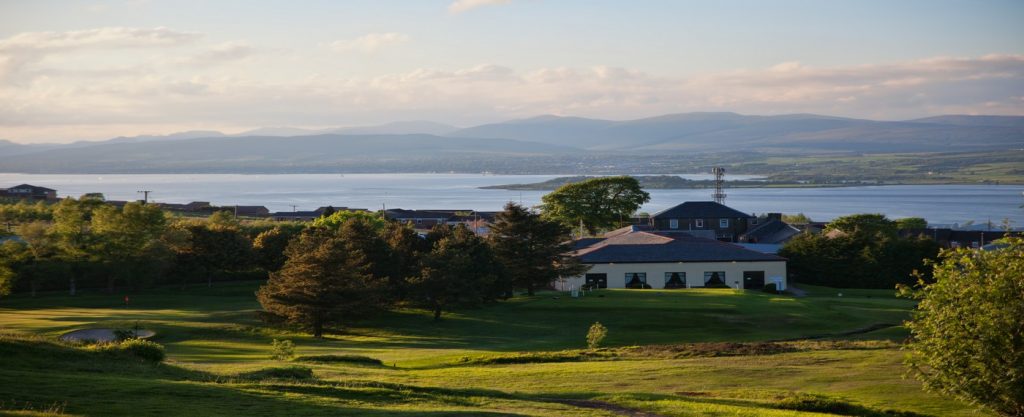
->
[719,218,729,228]
[664,272,686,289]
[624,272,647,289]
[751,217,758,225]
[669,219,679,229]
[703,271,726,287]
[695,219,704,228]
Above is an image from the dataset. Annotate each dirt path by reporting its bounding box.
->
[543,398,667,417]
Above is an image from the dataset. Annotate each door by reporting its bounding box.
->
[585,273,607,289]
[743,271,765,289]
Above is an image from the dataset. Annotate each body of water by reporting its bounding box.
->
[2,173,1022,226]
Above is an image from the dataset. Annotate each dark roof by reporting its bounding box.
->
[575,230,785,264]
[652,201,753,219]
[3,184,56,193]
[572,237,606,250]
[741,219,801,243]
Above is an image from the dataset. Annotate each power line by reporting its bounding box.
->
[137,190,152,204]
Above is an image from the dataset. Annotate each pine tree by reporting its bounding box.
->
[256,227,383,337]
[489,202,588,296]
[413,224,501,320]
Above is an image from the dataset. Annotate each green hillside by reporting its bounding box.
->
[0,282,987,417]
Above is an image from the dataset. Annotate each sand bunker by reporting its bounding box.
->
[59,328,156,343]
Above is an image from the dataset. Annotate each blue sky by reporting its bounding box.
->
[1,0,1022,142]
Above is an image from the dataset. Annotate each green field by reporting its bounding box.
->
[0,282,988,417]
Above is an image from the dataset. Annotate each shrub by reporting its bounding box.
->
[586,322,608,350]
[91,339,165,363]
[112,329,137,341]
[239,366,314,380]
[775,393,926,417]
[453,350,615,366]
[762,283,778,294]
[270,339,295,361]
[294,355,383,366]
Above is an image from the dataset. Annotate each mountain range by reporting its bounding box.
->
[1,112,1021,173]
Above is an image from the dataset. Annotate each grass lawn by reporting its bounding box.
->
[0,282,987,417]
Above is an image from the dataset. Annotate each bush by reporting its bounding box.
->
[775,393,926,417]
[91,339,165,363]
[294,354,383,366]
[762,283,778,294]
[239,366,314,380]
[454,350,615,365]
[270,339,295,361]
[587,322,608,350]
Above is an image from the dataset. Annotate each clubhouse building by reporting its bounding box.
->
[563,223,788,291]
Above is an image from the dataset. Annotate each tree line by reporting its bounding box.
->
[779,214,941,288]
[258,202,586,337]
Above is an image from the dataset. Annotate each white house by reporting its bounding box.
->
[562,227,787,291]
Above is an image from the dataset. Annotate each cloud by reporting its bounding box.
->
[329,33,409,53]
[1,53,1022,142]
[182,41,256,67]
[0,27,201,81]
[448,0,511,14]
[0,27,200,54]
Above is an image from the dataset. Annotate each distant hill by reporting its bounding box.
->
[1,112,1021,174]
[0,133,576,173]
[450,112,1024,152]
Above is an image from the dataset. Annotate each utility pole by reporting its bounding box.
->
[290,205,298,212]
[137,190,152,204]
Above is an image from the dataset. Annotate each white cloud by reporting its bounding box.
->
[329,33,409,53]
[1,52,1022,142]
[0,27,201,81]
[448,0,511,14]
[182,41,256,67]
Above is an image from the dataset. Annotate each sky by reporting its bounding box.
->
[0,0,1022,143]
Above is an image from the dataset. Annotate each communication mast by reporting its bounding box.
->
[711,167,726,204]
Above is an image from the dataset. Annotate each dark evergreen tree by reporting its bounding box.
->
[488,202,588,296]
[413,224,501,320]
[256,228,384,337]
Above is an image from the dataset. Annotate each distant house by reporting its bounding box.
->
[900,228,1011,249]
[230,206,270,217]
[384,208,495,234]
[0,184,57,201]
[648,201,755,242]
[270,206,368,221]
[739,213,801,244]
[563,226,787,291]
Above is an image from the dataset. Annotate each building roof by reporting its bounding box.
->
[2,184,56,193]
[651,201,753,219]
[574,230,785,264]
[741,219,801,244]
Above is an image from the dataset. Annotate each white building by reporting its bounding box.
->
[562,227,787,291]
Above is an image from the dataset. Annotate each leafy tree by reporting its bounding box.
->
[780,222,940,289]
[413,224,502,320]
[0,260,14,297]
[90,202,171,291]
[489,202,588,296]
[207,210,240,228]
[311,210,386,230]
[11,222,59,296]
[380,221,429,301]
[781,213,812,225]
[256,228,384,337]
[253,226,299,272]
[895,217,928,230]
[901,237,1024,417]
[826,213,897,239]
[179,223,254,288]
[51,199,92,295]
[540,176,650,235]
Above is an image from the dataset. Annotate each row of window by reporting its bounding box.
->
[667,218,731,229]
[623,271,726,285]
